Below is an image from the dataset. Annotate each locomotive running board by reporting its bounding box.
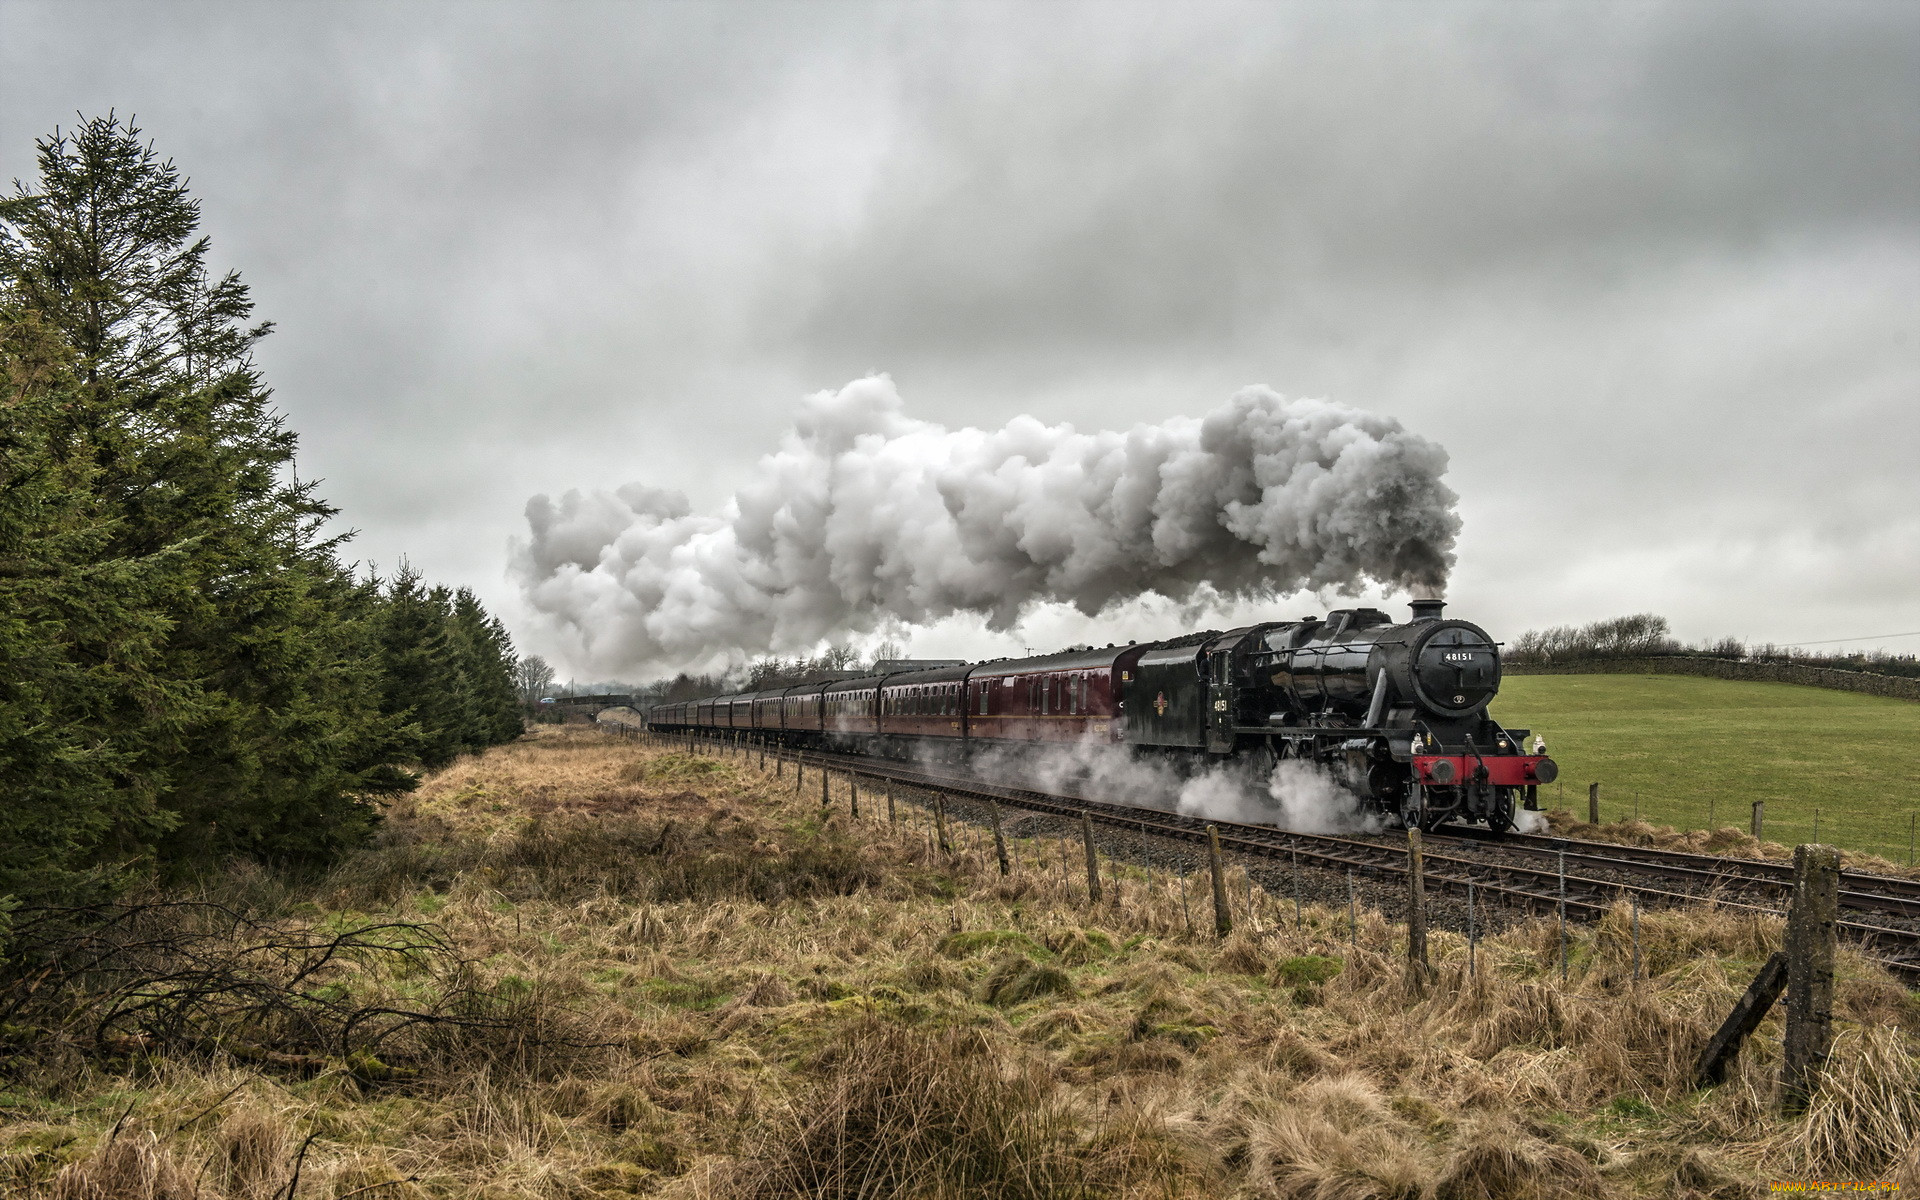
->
[1231,725,1386,737]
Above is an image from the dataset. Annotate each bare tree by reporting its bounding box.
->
[514,654,556,710]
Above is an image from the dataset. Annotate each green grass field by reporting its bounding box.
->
[1493,674,1920,865]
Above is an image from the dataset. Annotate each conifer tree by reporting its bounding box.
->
[453,588,524,746]
[0,302,179,900]
[0,115,396,884]
[0,114,526,902]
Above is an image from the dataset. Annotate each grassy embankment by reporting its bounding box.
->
[4,725,1919,1198]
[1496,674,1920,866]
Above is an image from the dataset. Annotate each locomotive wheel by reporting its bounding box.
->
[1485,788,1516,834]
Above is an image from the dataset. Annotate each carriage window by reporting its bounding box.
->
[978,686,988,716]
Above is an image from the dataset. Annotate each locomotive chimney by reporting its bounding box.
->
[1409,594,1445,622]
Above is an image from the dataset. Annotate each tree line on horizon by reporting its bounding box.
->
[1507,613,1918,678]
[0,115,522,911]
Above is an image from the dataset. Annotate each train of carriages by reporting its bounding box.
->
[647,597,1557,833]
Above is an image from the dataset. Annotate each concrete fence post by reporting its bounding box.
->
[990,802,1010,876]
[1782,843,1840,1113]
[934,795,951,854]
[1207,825,1232,938]
[1406,827,1429,991]
[1080,812,1102,904]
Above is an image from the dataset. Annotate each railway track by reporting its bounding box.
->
[651,727,1920,983]
[1435,828,1920,921]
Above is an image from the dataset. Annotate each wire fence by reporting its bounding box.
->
[1540,778,1920,869]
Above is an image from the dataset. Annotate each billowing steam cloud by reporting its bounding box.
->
[516,376,1458,675]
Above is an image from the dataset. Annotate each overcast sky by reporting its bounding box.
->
[5,1,1916,678]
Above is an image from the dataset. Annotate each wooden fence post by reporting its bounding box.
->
[1081,812,1103,904]
[1207,825,1232,938]
[1751,800,1764,841]
[1588,782,1600,825]
[850,779,859,819]
[990,802,1009,876]
[1782,843,1839,1113]
[1694,951,1788,1086]
[1406,827,1429,990]
[886,784,896,825]
[820,769,830,810]
[934,795,951,853]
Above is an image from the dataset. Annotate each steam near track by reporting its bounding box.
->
[516,375,1459,676]
[961,739,1388,836]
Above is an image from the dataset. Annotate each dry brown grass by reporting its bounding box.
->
[1543,810,1920,879]
[2,725,1914,1198]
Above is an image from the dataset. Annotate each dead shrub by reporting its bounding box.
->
[0,898,618,1089]
[1216,931,1271,976]
[976,954,1075,1008]
[492,813,881,904]
[1432,1113,1602,1200]
[1269,954,1343,1005]
[48,1131,201,1200]
[1793,1024,1920,1179]
[210,1102,295,1197]
[1238,1072,1431,1200]
[1261,1027,1338,1080]
[323,820,480,907]
[716,1018,1193,1198]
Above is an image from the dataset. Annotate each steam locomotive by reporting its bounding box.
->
[646,597,1557,833]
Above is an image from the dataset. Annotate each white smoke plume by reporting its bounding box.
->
[964,737,1387,837]
[1513,808,1550,834]
[516,375,1458,676]
[1257,759,1388,835]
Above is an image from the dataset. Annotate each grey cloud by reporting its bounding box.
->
[785,3,1918,363]
[4,0,1913,672]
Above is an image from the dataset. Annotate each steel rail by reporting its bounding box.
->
[1430,832,1920,921]
[1482,829,1920,902]
[657,729,1920,983]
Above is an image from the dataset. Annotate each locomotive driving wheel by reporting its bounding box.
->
[1485,787,1516,834]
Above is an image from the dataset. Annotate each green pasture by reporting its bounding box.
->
[1492,674,1920,865]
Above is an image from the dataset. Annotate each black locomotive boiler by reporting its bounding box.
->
[649,597,1556,833]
